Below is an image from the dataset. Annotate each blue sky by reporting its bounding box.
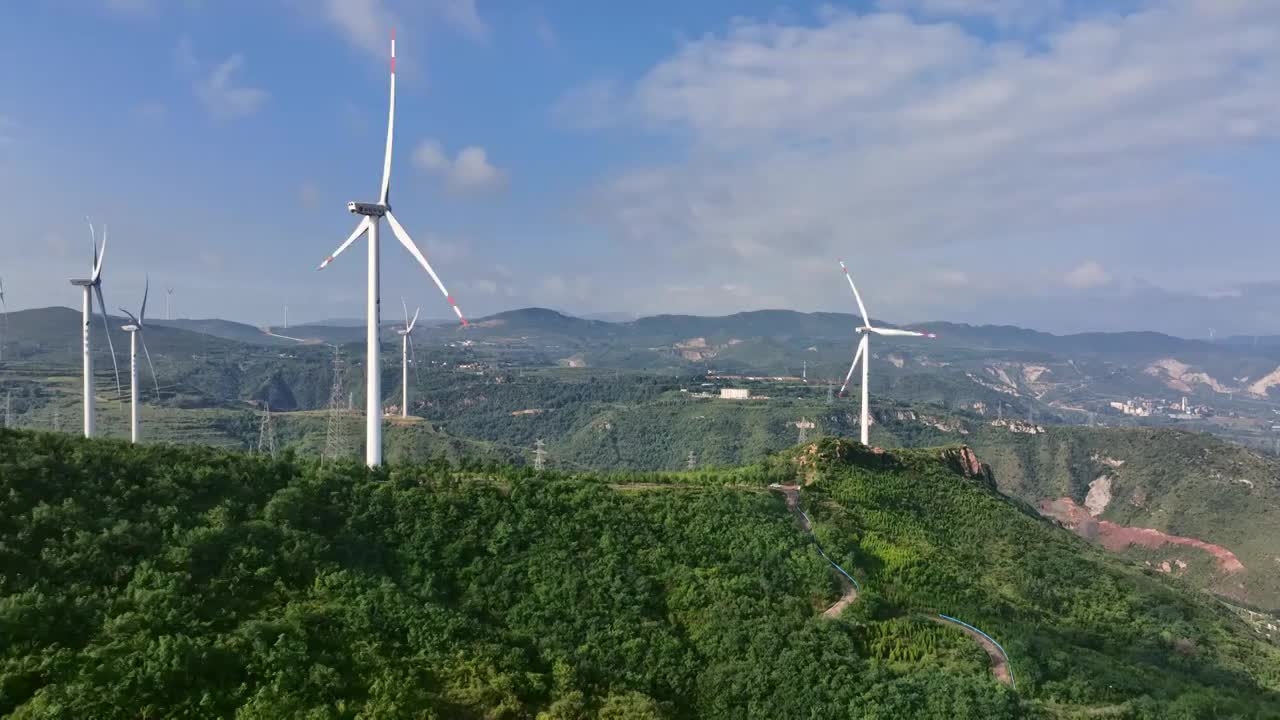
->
[2,0,1279,336]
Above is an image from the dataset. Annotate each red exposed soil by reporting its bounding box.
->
[1039,497,1245,573]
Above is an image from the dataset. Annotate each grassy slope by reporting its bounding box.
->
[937,426,1280,612]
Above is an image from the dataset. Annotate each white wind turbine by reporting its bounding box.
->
[120,277,161,444]
[69,220,122,438]
[165,286,174,321]
[837,260,936,446]
[315,30,468,467]
[397,300,420,417]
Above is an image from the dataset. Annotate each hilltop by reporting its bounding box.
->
[1,430,1277,718]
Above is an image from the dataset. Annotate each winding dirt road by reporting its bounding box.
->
[769,484,859,617]
[608,481,1011,686]
[928,616,1014,686]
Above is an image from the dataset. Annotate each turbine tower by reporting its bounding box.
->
[69,220,122,438]
[397,300,420,417]
[837,259,935,446]
[315,30,467,467]
[119,276,161,444]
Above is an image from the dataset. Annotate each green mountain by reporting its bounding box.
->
[1,430,1277,718]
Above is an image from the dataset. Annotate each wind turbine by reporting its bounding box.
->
[397,299,420,417]
[837,260,935,446]
[315,30,468,467]
[69,220,122,438]
[165,286,174,320]
[120,277,161,444]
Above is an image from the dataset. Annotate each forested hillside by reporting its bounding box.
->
[1,430,1277,718]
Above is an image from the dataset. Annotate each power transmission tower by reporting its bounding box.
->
[826,381,834,405]
[256,403,277,458]
[53,407,62,433]
[533,439,547,471]
[687,450,697,470]
[323,347,353,465]
[796,417,815,444]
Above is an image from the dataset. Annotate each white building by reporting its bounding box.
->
[720,388,750,400]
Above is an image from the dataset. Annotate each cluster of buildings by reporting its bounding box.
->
[1107,396,1203,420]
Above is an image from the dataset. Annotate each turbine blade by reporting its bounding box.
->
[839,335,866,396]
[316,217,371,270]
[87,217,97,272]
[402,297,409,327]
[140,332,161,399]
[93,225,108,281]
[140,275,149,325]
[870,328,934,338]
[408,306,420,333]
[94,284,123,398]
[839,260,871,328]
[379,29,396,205]
[385,210,467,326]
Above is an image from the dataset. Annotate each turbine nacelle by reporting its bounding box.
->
[122,324,140,332]
[348,201,388,217]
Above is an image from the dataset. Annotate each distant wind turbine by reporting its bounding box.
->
[398,299,420,417]
[69,220,122,438]
[119,276,161,444]
[314,30,467,467]
[165,286,174,320]
[837,259,936,446]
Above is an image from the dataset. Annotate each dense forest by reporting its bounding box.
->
[2,430,1277,717]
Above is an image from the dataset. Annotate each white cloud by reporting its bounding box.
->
[176,39,267,119]
[413,139,507,193]
[320,0,394,58]
[534,12,558,48]
[562,1,1280,316]
[412,139,449,171]
[551,77,623,129]
[451,146,506,192]
[432,0,489,41]
[1064,261,1112,289]
[878,0,1064,26]
[196,54,268,119]
[313,0,489,59]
